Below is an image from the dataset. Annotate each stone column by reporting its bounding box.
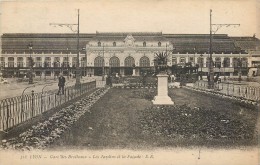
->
[132,68,136,76]
[152,74,174,105]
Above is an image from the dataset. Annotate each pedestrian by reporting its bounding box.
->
[57,73,66,95]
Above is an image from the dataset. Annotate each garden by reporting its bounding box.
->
[0,85,258,150]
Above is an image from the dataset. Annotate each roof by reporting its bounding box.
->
[1,33,259,54]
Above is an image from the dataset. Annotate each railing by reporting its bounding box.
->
[0,81,96,131]
[194,81,260,101]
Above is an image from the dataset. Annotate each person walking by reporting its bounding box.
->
[57,73,66,95]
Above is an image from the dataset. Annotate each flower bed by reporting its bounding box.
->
[139,104,257,146]
[186,86,259,108]
[0,88,109,151]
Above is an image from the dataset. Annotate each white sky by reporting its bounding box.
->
[0,0,259,37]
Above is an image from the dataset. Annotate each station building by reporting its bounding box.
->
[1,32,259,78]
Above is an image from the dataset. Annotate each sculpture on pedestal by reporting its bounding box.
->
[152,51,174,105]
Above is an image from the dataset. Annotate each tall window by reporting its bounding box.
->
[215,57,221,68]
[180,57,186,63]
[35,57,42,67]
[206,57,210,67]
[72,57,77,67]
[17,57,23,67]
[143,42,146,47]
[8,57,14,67]
[172,57,177,64]
[223,58,230,67]
[140,56,150,67]
[45,57,51,67]
[113,42,116,47]
[81,57,86,67]
[197,57,204,68]
[0,57,5,67]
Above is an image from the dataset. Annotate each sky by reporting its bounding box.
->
[0,0,259,37]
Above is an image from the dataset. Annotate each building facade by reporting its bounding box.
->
[1,32,259,78]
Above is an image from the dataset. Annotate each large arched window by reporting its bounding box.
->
[139,56,150,67]
[17,57,23,67]
[124,56,135,67]
[109,56,120,67]
[143,42,146,47]
[223,58,230,67]
[94,56,103,67]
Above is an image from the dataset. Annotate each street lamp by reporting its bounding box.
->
[238,54,242,82]
[66,47,69,79]
[28,43,33,84]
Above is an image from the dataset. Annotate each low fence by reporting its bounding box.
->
[194,81,260,101]
[0,81,96,131]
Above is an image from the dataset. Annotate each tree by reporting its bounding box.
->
[154,51,169,74]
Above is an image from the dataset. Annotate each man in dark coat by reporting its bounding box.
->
[57,73,66,95]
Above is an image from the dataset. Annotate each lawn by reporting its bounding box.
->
[49,88,258,149]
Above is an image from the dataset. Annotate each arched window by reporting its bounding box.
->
[98,42,101,47]
[139,56,150,67]
[143,42,146,47]
[158,42,161,47]
[94,56,103,67]
[109,56,120,67]
[113,42,116,47]
[223,58,230,67]
[124,56,135,67]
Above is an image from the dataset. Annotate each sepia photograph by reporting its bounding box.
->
[0,0,259,164]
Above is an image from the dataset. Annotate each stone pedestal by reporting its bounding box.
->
[152,74,174,105]
[132,68,136,76]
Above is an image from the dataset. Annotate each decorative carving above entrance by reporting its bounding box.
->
[124,34,135,47]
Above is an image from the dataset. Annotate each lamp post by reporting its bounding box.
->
[238,53,242,82]
[28,43,33,84]
[208,9,240,89]
[50,9,80,88]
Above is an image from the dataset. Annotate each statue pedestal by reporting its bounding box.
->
[152,74,174,105]
[132,68,136,76]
